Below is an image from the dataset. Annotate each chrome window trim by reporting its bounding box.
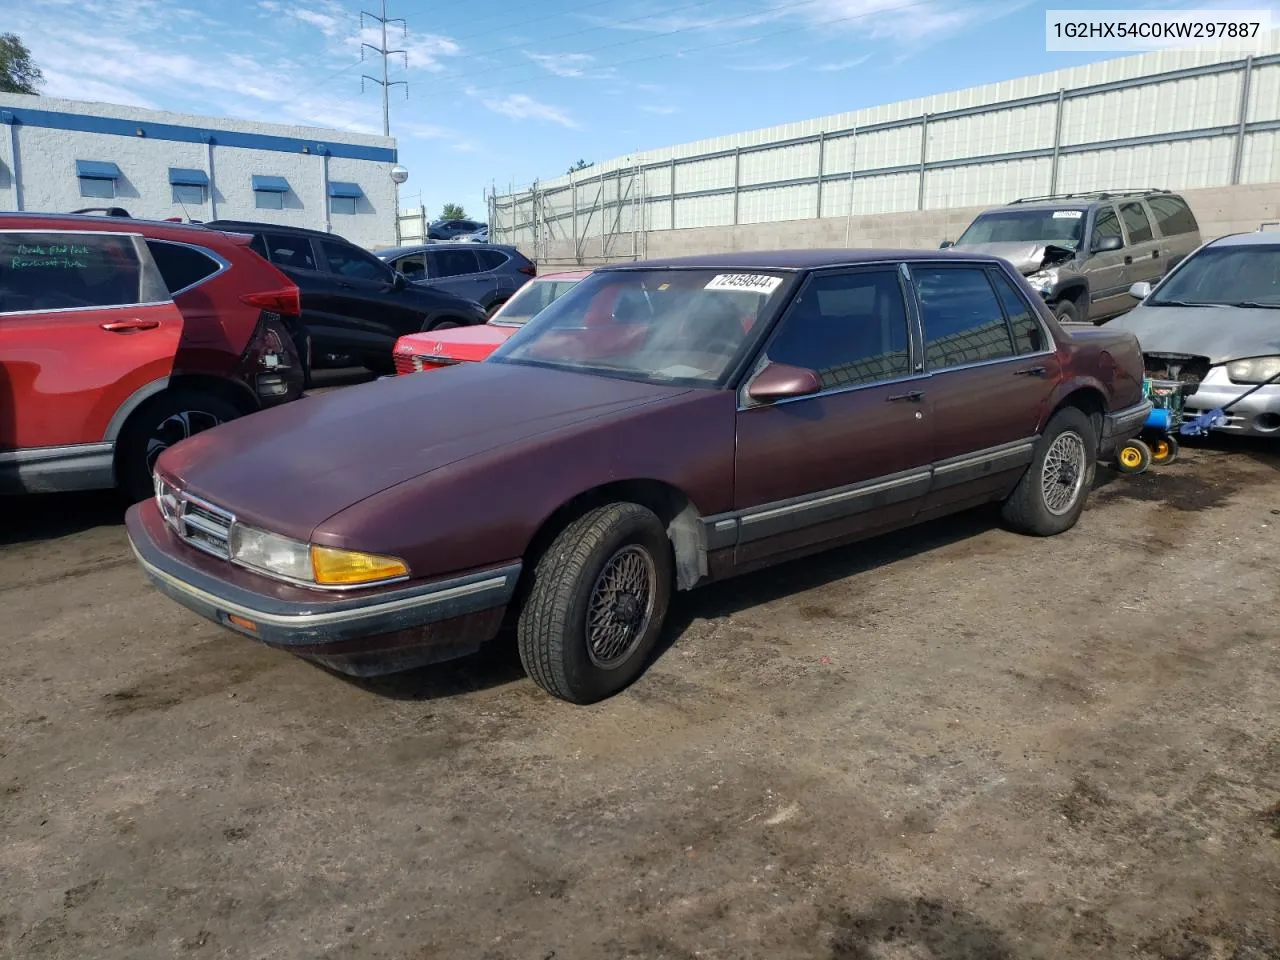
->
[144,238,231,297]
[0,299,175,319]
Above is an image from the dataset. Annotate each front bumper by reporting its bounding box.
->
[1182,379,1280,437]
[1099,398,1153,457]
[126,500,520,676]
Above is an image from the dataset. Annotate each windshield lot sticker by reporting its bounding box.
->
[705,273,783,295]
[1052,210,1083,219]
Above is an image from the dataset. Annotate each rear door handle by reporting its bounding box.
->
[887,390,924,402]
[100,318,160,332]
[1151,250,1160,259]
[1014,366,1047,377]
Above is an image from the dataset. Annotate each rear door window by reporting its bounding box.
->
[1119,202,1154,244]
[990,270,1047,355]
[263,234,318,271]
[393,253,427,280]
[912,265,1015,369]
[0,231,167,313]
[429,248,480,278]
[145,240,222,294]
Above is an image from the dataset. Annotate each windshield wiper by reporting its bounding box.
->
[1149,299,1205,306]
[1229,300,1280,309]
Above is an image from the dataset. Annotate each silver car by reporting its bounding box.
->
[1109,230,1280,437]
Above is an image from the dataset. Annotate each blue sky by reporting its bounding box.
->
[9,0,1259,222]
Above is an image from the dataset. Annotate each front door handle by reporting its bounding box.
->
[1014,366,1047,377]
[100,318,160,332]
[1123,255,1133,265]
[887,390,924,402]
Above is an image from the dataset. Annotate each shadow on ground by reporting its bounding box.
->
[1,490,126,546]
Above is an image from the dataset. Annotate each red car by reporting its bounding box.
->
[0,213,307,501]
[392,269,589,374]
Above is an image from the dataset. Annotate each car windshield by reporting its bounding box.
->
[487,268,792,386]
[491,277,584,326]
[1150,244,1280,307]
[957,209,1086,250]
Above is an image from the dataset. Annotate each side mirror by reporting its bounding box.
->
[746,362,822,403]
[1129,281,1152,300]
[390,271,406,290]
[1092,235,1124,253]
[939,239,954,249]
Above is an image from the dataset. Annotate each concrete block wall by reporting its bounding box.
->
[531,182,1280,266]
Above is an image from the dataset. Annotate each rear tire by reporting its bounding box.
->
[517,503,673,704]
[1001,406,1096,537]
[117,389,242,503]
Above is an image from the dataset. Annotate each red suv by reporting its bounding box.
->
[0,213,307,502]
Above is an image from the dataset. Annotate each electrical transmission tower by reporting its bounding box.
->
[360,0,408,137]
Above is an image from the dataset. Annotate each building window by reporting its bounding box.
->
[79,177,116,199]
[76,160,121,199]
[328,181,363,215]
[251,175,290,210]
[172,183,206,205]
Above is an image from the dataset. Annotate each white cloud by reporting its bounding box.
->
[523,51,611,79]
[640,104,679,115]
[398,121,482,154]
[345,26,460,72]
[467,89,580,129]
[815,54,871,71]
[785,0,1033,46]
[729,57,809,71]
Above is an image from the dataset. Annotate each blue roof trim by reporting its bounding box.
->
[76,159,121,179]
[327,181,363,198]
[5,106,396,163]
[252,175,291,193]
[168,167,209,186]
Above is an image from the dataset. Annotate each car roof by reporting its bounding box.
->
[377,242,522,257]
[204,219,338,240]
[1207,231,1280,248]
[0,211,245,244]
[607,248,1002,271]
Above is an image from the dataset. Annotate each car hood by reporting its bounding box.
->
[1106,303,1280,364]
[155,362,691,541]
[951,241,1075,275]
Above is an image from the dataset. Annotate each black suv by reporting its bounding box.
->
[427,218,486,240]
[206,220,487,374]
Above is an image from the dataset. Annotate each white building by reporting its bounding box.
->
[0,94,400,249]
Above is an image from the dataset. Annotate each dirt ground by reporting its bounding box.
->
[2,437,1278,960]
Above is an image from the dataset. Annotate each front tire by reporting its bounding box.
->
[1001,407,1096,537]
[517,503,673,704]
[1052,300,1080,324]
[117,389,242,502]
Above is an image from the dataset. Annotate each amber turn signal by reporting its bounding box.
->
[310,545,409,586]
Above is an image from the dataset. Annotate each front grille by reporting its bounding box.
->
[412,355,461,370]
[1144,352,1210,394]
[157,483,235,560]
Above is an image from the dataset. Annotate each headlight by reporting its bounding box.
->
[310,545,409,586]
[1225,356,1280,384]
[229,525,313,582]
[228,523,410,587]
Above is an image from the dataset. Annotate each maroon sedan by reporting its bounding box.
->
[126,250,1151,704]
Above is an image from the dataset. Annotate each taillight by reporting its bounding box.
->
[237,313,305,403]
[519,263,537,276]
[241,285,301,316]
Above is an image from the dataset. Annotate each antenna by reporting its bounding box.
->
[360,0,408,137]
